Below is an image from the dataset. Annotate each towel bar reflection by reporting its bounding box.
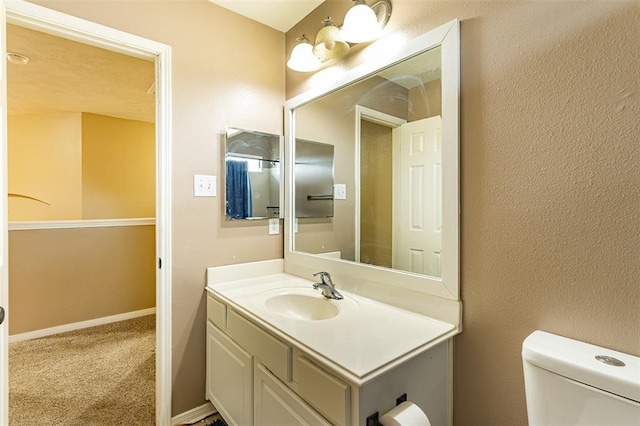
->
[307,194,334,201]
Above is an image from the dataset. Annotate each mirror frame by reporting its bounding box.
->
[284,20,460,300]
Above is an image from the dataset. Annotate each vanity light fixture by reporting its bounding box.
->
[286,0,392,72]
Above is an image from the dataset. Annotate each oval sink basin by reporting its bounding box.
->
[265,294,339,321]
[256,287,359,321]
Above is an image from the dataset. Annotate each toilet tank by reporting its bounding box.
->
[522,330,640,426]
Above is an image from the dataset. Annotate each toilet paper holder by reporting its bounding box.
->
[366,393,407,426]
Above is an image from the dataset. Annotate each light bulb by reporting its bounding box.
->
[287,36,321,72]
[313,18,349,61]
[340,3,381,43]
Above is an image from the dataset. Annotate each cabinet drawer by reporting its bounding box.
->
[296,356,350,426]
[207,294,227,330]
[227,309,292,382]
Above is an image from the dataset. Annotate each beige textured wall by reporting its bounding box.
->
[8,113,83,220]
[82,113,155,219]
[28,0,285,415]
[287,1,640,425]
[8,225,155,334]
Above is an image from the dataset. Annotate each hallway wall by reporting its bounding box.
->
[9,224,155,335]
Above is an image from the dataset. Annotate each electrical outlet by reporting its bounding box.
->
[194,174,216,197]
[334,183,347,200]
[269,218,280,235]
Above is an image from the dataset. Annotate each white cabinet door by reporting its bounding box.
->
[255,363,330,426]
[207,321,253,426]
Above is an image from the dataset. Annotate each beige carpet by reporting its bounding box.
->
[9,314,155,425]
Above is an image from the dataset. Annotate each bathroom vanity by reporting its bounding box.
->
[206,260,456,426]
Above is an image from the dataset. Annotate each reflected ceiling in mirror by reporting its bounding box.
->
[224,127,282,220]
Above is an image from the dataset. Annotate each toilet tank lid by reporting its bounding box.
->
[522,331,640,402]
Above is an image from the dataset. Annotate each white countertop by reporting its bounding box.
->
[207,271,457,385]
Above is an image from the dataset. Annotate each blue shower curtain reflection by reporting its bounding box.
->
[226,160,252,219]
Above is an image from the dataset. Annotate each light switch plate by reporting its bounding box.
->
[334,184,347,200]
[194,174,216,197]
[268,218,280,235]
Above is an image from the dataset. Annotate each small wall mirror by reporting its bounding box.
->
[285,20,460,300]
[224,127,283,220]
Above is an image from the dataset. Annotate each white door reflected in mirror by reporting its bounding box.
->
[395,116,443,276]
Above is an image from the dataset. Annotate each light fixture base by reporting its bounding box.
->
[371,0,392,29]
[7,52,30,65]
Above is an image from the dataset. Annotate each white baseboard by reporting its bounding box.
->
[172,402,216,425]
[9,307,156,343]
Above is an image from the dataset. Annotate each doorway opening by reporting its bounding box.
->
[0,2,172,424]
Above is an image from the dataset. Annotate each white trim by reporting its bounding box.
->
[4,2,173,425]
[354,106,406,263]
[8,218,156,231]
[8,308,156,343]
[171,402,217,426]
[155,36,173,426]
[357,106,406,127]
[0,1,8,423]
[5,0,164,59]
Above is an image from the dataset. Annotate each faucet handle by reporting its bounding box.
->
[313,271,331,285]
[313,272,336,289]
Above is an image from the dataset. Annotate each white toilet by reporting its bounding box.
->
[522,330,640,425]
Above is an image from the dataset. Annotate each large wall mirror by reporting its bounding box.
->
[284,20,460,300]
[224,127,283,220]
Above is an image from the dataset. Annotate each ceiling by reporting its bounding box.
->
[7,1,323,124]
[6,2,436,124]
[7,24,156,123]
[378,46,442,89]
[207,0,324,32]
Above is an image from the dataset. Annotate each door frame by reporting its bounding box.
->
[354,105,405,263]
[0,2,173,425]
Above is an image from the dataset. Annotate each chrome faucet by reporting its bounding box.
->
[312,272,343,300]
